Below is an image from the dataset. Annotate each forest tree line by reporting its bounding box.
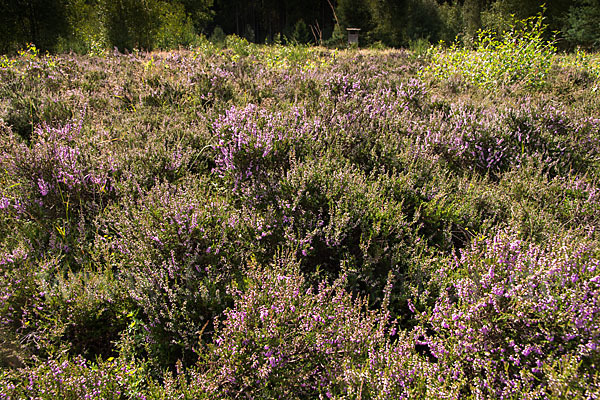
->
[1,0,599,53]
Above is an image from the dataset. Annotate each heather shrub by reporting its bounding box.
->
[1,95,73,142]
[186,258,455,399]
[186,64,236,109]
[415,101,515,174]
[141,70,188,109]
[138,51,234,111]
[505,102,600,176]
[39,266,132,360]
[0,245,131,362]
[0,325,26,369]
[500,160,600,241]
[199,257,381,398]
[419,228,600,397]
[1,121,111,217]
[0,121,114,266]
[271,157,422,305]
[319,77,428,172]
[0,248,44,356]
[1,43,600,399]
[81,110,212,196]
[413,99,600,178]
[97,177,250,366]
[0,78,77,142]
[0,48,75,142]
[413,169,510,252]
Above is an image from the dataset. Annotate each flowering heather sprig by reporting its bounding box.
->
[0,119,119,267]
[410,98,597,177]
[274,157,415,291]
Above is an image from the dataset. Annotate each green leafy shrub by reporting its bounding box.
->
[154,1,199,49]
[424,12,556,89]
[564,0,600,49]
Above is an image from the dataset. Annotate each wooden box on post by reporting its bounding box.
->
[346,28,360,46]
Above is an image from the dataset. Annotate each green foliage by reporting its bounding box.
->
[98,0,202,52]
[154,1,199,49]
[179,0,214,33]
[292,19,312,44]
[209,26,226,45]
[0,0,599,53]
[100,0,161,51]
[481,0,549,34]
[480,0,522,35]
[436,1,464,44]
[424,12,556,90]
[58,0,106,54]
[565,0,600,48]
[405,0,443,43]
[1,355,151,399]
[225,34,252,57]
[209,35,329,70]
[0,0,70,52]
[462,0,483,39]
[369,0,407,46]
[336,0,373,31]
[325,25,346,48]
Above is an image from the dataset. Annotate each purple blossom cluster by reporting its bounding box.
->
[96,177,249,364]
[1,356,149,399]
[212,103,314,194]
[1,120,110,215]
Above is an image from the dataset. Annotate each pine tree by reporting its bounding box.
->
[565,0,600,48]
[337,0,373,30]
[369,0,407,46]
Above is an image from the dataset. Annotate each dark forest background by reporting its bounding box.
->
[1,0,599,54]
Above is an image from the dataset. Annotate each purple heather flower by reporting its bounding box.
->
[37,178,50,196]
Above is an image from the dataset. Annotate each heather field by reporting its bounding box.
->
[1,32,600,399]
